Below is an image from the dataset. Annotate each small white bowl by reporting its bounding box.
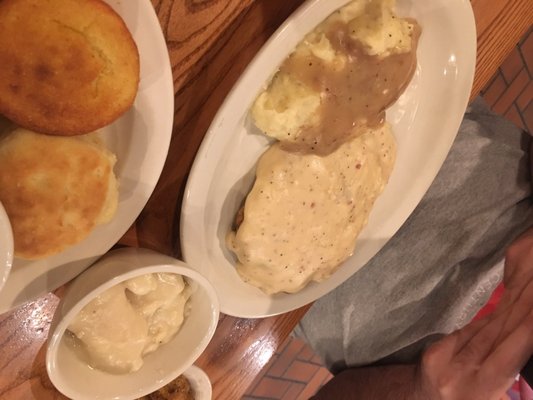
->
[0,202,13,293]
[46,247,219,400]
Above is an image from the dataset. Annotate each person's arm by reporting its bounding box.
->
[311,364,419,400]
[530,140,533,192]
[313,227,533,400]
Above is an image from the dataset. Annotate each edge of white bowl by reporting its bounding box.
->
[45,248,220,400]
[183,365,213,400]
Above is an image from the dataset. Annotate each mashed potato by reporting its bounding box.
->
[251,0,418,148]
[67,273,192,374]
[227,124,396,294]
[336,0,415,57]
[251,74,321,142]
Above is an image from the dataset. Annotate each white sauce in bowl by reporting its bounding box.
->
[67,273,192,374]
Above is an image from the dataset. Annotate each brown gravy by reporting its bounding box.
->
[279,18,420,155]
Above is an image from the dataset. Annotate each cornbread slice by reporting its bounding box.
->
[0,0,140,136]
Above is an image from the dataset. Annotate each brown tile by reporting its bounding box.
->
[493,69,529,115]
[524,101,533,134]
[482,72,507,107]
[252,376,292,399]
[284,360,320,383]
[520,28,532,45]
[504,104,526,130]
[268,338,306,378]
[275,336,292,356]
[246,354,280,395]
[501,47,524,83]
[281,382,306,400]
[296,344,316,362]
[310,354,324,365]
[520,30,533,74]
[320,370,333,386]
[517,81,533,111]
[295,368,333,400]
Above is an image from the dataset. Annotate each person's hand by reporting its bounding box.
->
[416,227,533,400]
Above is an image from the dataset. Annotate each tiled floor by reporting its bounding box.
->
[242,336,332,400]
[242,28,533,400]
[481,28,533,132]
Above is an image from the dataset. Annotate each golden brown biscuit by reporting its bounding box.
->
[0,128,118,259]
[0,0,140,136]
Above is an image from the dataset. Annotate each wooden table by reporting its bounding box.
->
[1,1,531,399]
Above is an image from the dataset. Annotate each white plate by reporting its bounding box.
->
[182,365,212,400]
[0,0,174,313]
[181,0,476,318]
[0,202,13,293]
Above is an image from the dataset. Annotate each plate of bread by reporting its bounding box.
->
[0,0,174,312]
